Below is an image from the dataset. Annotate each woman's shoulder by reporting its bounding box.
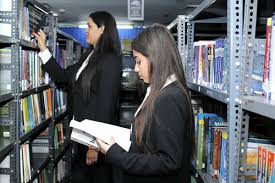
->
[160,82,187,97]
[156,82,190,106]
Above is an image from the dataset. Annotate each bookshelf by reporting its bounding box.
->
[169,0,275,182]
[197,170,219,183]
[242,96,275,120]
[168,0,258,182]
[0,0,82,182]
[0,35,15,44]
[187,82,228,104]
[0,93,13,104]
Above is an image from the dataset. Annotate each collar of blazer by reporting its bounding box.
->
[134,74,177,117]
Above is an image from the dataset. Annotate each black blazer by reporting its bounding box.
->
[42,49,122,124]
[105,82,193,183]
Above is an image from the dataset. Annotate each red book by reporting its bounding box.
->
[257,146,262,183]
[267,150,275,183]
[263,17,272,96]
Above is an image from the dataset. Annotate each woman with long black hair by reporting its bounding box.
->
[33,11,122,183]
[97,24,195,183]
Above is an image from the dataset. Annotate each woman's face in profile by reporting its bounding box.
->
[133,50,150,83]
[86,17,104,46]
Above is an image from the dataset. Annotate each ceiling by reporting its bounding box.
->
[36,0,204,26]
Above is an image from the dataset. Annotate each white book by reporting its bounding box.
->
[71,128,98,148]
[70,119,131,152]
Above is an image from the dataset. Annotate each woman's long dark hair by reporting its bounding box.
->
[132,24,195,158]
[79,11,121,100]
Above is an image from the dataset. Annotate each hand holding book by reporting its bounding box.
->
[96,137,116,154]
[32,30,48,52]
[70,119,131,152]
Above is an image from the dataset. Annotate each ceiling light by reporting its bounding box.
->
[78,24,88,29]
[117,24,133,29]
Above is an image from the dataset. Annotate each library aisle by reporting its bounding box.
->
[1,0,275,183]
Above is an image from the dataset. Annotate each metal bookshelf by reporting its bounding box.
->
[57,29,82,65]
[0,35,15,44]
[27,156,51,183]
[170,0,255,182]
[21,84,51,98]
[57,29,81,45]
[187,82,228,104]
[242,96,275,120]
[19,39,38,50]
[0,93,13,104]
[171,0,275,182]
[196,170,219,183]
[0,0,81,182]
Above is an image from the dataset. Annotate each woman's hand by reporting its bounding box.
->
[96,137,116,154]
[86,148,99,166]
[32,30,47,52]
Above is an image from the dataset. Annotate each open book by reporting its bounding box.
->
[70,119,132,152]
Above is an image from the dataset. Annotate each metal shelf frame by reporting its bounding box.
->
[57,29,81,45]
[0,1,78,182]
[178,0,256,182]
[187,82,228,104]
[242,96,275,120]
[0,93,14,103]
[20,84,51,98]
[0,35,15,44]
[0,144,14,164]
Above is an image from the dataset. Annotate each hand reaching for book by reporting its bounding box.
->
[96,137,116,154]
[32,30,47,52]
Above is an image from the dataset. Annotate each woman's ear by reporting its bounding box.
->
[99,25,105,34]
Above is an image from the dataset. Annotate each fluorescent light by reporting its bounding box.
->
[78,24,88,29]
[34,4,49,15]
[78,24,133,29]
[117,24,133,29]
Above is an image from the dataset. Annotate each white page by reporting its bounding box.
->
[70,128,98,148]
[70,119,131,151]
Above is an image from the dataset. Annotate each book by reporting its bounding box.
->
[70,119,131,152]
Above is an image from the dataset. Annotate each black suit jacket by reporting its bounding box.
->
[43,49,122,124]
[106,83,193,183]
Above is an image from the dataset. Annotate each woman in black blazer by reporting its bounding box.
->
[97,24,195,183]
[33,11,122,183]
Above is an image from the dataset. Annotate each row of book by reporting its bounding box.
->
[192,38,228,92]
[20,143,32,183]
[20,48,49,90]
[0,47,50,93]
[54,123,64,150]
[18,0,46,42]
[19,0,31,41]
[191,37,275,99]
[56,43,67,69]
[20,89,52,136]
[193,103,275,182]
[263,16,275,100]
[20,87,67,137]
[251,39,265,95]
[54,88,67,115]
[34,170,49,183]
[257,144,275,183]
[194,112,228,182]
